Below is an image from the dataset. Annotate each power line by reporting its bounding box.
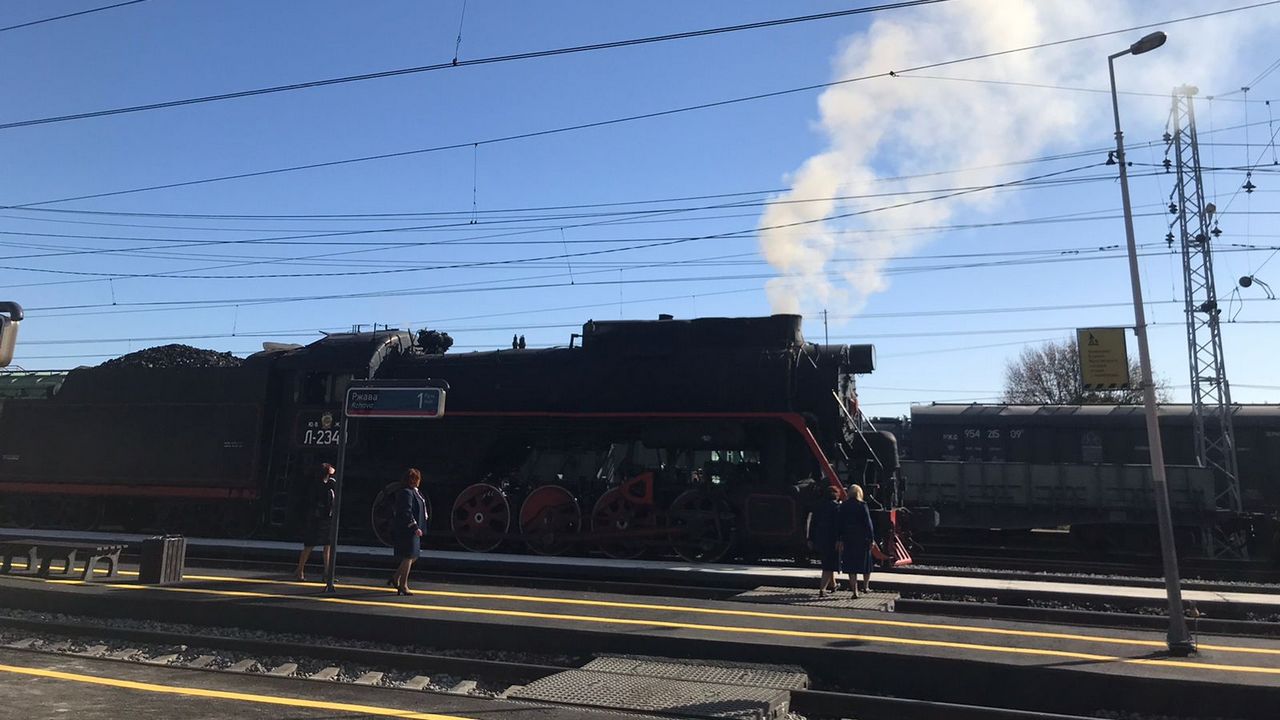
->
[0,0,147,33]
[3,162,1105,279]
[896,73,1274,103]
[23,296,1265,347]
[0,165,1159,263]
[0,1,947,131]
[0,146,1110,222]
[8,2,1276,208]
[23,243,1273,317]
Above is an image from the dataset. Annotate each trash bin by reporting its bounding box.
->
[138,535,186,584]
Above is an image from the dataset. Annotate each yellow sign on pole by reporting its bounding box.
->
[1077,327,1130,390]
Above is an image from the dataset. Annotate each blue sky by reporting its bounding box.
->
[2,0,1277,415]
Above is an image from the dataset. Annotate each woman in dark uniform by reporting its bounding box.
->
[840,483,876,597]
[807,484,843,596]
[390,468,427,596]
[293,463,336,582]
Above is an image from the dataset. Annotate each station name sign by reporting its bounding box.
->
[345,386,446,419]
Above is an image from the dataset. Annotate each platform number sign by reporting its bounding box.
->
[344,386,446,419]
[1077,327,1130,391]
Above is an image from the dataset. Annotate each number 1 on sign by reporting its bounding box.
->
[417,391,426,409]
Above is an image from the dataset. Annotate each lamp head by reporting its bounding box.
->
[1130,31,1167,55]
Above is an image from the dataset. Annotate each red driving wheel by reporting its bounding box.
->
[451,483,511,552]
[519,485,581,556]
[591,484,656,559]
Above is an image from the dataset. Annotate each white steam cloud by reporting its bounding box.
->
[759,0,1280,315]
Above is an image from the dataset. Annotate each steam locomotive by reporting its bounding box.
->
[0,314,912,564]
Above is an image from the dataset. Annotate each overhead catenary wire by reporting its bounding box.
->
[22,296,1271,347]
[0,164,1156,262]
[896,73,1275,103]
[1,162,1107,280]
[0,0,148,34]
[0,1,950,132]
[5,0,1276,135]
[16,169,1279,281]
[19,320,1270,362]
[0,145,1113,223]
[21,243,1275,317]
[7,2,1278,210]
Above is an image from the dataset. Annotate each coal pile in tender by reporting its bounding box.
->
[99,344,242,369]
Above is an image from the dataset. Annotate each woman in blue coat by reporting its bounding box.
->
[840,484,876,597]
[807,484,843,596]
[390,468,428,596]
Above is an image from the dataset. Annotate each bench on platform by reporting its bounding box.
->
[0,539,125,581]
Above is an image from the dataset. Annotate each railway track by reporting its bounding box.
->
[0,612,1103,720]
[910,542,1280,584]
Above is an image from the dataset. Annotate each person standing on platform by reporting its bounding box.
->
[390,467,428,596]
[293,463,336,581]
[807,484,843,596]
[841,483,876,597]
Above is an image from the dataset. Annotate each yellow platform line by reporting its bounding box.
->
[0,662,472,719]
[52,579,1280,677]
[147,570,1280,658]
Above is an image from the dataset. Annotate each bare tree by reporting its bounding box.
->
[1002,337,1170,405]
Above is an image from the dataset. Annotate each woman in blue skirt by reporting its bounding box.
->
[390,468,427,596]
[808,484,843,596]
[840,484,876,597]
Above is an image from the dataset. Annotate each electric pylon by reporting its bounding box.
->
[1166,85,1244,557]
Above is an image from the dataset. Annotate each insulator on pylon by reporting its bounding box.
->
[1211,225,1223,238]
[1243,178,1257,193]
[1165,232,1175,247]
[1106,151,1117,165]
[1168,203,1178,214]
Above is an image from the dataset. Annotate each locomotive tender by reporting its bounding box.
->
[0,314,907,564]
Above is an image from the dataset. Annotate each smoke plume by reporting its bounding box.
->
[758,0,1277,315]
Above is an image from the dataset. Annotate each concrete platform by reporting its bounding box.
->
[732,587,897,611]
[6,529,1278,613]
[1,564,1278,718]
[0,646,628,720]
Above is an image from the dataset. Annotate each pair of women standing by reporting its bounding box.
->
[294,463,427,595]
[808,483,876,597]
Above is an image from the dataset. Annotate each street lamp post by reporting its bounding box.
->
[1108,31,1196,656]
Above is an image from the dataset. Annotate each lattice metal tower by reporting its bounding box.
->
[1166,85,1242,523]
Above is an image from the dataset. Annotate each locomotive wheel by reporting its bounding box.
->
[591,486,656,559]
[667,489,735,563]
[221,505,261,539]
[451,483,511,553]
[519,485,581,556]
[120,501,156,533]
[4,495,37,529]
[370,482,434,548]
[52,498,102,531]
